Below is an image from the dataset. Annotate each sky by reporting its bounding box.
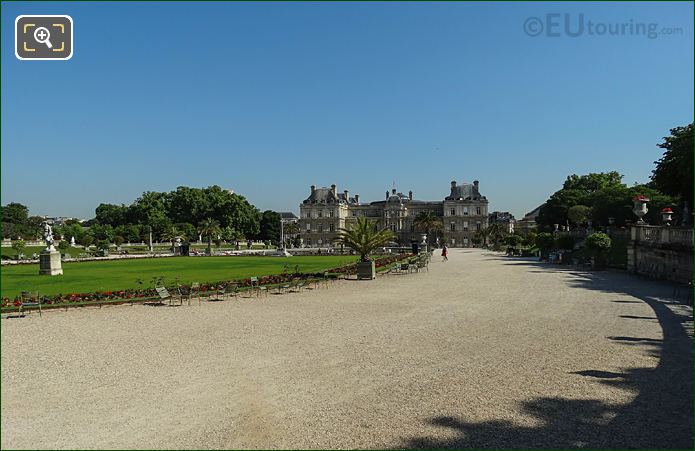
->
[2,1,693,220]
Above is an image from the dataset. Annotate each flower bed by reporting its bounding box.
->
[1,254,415,312]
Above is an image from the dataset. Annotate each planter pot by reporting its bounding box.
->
[357,261,376,280]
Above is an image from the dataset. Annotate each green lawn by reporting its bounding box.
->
[1,246,46,258]
[1,255,356,299]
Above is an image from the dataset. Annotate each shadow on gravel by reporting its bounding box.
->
[398,257,693,449]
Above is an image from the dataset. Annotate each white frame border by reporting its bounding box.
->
[15,14,73,61]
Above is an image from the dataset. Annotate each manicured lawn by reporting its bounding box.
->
[1,246,46,258]
[1,255,356,299]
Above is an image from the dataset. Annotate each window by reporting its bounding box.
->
[450,222,456,232]
[476,207,481,215]
[410,224,415,232]
[476,223,481,231]
[463,221,469,231]
[318,224,323,233]
[463,207,469,215]
[352,211,357,216]
[450,208,456,216]
[306,223,311,232]
[306,238,311,245]
[329,224,334,232]
[318,211,323,218]
[329,210,334,218]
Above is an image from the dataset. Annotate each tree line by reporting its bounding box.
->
[1,185,286,247]
[536,123,692,231]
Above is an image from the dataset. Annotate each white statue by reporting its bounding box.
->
[42,221,56,251]
[70,236,76,246]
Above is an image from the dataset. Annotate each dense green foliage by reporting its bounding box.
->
[535,232,555,254]
[1,185,270,246]
[259,210,281,244]
[652,123,693,207]
[1,256,354,299]
[585,232,612,267]
[537,172,677,230]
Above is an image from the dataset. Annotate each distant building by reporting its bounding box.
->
[42,216,84,226]
[489,211,516,234]
[515,204,544,235]
[298,180,489,248]
[279,212,298,223]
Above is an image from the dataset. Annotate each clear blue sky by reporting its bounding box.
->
[2,1,693,219]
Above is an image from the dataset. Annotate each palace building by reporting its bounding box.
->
[298,180,489,247]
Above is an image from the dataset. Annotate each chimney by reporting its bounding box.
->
[310,185,316,193]
[355,194,360,204]
[451,180,457,188]
[474,180,479,190]
[408,190,413,200]
[344,189,349,201]
[386,191,389,200]
[331,184,337,196]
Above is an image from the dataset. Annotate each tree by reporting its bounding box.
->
[259,210,281,244]
[413,211,442,246]
[160,226,181,250]
[567,205,592,226]
[585,232,612,268]
[198,218,221,255]
[537,172,624,229]
[114,236,125,248]
[95,203,129,226]
[79,235,94,247]
[474,227,491,247]
[96,239,111,253]
[334,217,395,262]
[555,234,576,251]
[486,223,506,248]
[58,240,70,253]
[652,123,693,207]
[504,234,524,247]
[174,223,196,242]
[88,223,115,242]
[11,240,25,258]
[523,231,537,247]
[1,203,29,225]
[535,232,555,259]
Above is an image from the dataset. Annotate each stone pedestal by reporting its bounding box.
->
[39,250,63,276]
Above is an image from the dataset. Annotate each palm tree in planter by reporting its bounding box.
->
[198,218,221,256]
[413,210,442,247]
[160,226,181,254]
[334,217,395,280]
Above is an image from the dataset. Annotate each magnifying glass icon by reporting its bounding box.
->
[33,27,53,49]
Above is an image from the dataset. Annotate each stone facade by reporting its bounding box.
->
[299,181,489,248]
[627,225,693,284]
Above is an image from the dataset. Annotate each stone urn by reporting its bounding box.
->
[632,195,650,224]
[661,208,673,226]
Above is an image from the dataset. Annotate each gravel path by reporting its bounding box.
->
[2,249,692,449]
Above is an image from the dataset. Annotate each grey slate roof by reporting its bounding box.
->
[445,183,486,201]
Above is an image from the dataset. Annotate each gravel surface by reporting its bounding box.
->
[2,249,692,449]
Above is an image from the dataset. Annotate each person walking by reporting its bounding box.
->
[441,244,449,261]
